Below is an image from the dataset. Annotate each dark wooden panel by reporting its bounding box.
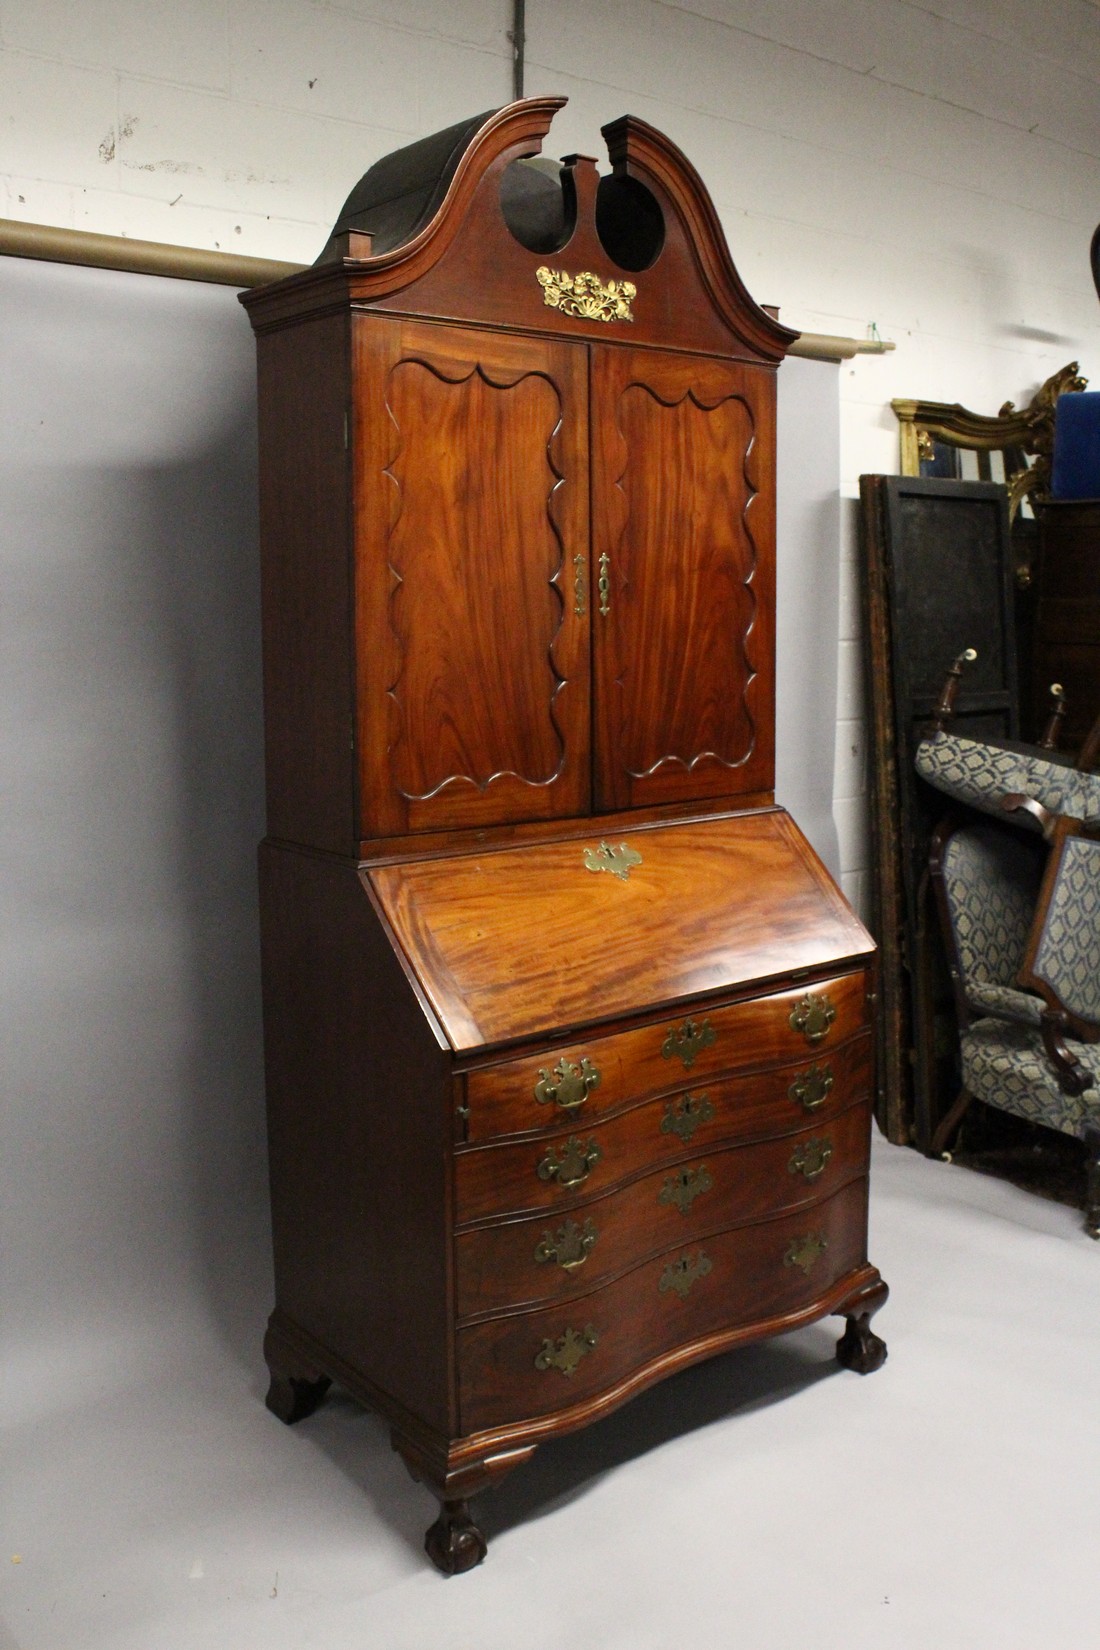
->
[456,1101,870,1318]
[259,842,454,1432]
[860,474,1019,1147]
[455,1032,872,1221]
[255,312,355,852]
[370,815,870,1053]
[352,316,591,838]
[591,346,776,809]
[457,1177,868,1433]
[1033,501,1100,750]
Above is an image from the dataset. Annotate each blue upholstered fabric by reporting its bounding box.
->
[1052,390,1100,500]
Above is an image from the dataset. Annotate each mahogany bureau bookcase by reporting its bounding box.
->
[241,97,889,1575]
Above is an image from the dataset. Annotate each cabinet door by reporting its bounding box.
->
[354,319,590,839]
[591,347,776,810]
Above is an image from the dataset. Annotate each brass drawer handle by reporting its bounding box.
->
[535,1325,597,1377]
[658,1164,713,1214]
[788,1136,833,1182]
[536,1136,602,1189]
[784,1232,827,1274]
[660,1092,715,1143]
[534,1056,601,1111]
[659,1250,712,1299]
[789,1062,834,1113]
[789,993,837,1046]
[598,550,611,616]
[661,1018,716,1069]
[534,1217,598,1272]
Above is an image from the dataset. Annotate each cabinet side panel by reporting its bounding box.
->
[256,315,355,852]
[259,842,453,1432]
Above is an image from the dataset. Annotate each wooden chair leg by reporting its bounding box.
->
[929,1087,974,1159]
[1083,1122,1100,1240]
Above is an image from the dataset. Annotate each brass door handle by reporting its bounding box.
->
[598,551,611,616]
[789,993,837,1045]
[534,1057,601,1111]
[788,1136,833,1182]
[534,1218,598,1271]
[536,1136,602,1189]
[573,551,587,616]
[789,1062,834,1113]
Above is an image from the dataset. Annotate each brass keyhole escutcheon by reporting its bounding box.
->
[789,1062,834,1113]
[788,1136,833,1182]
[658,1164,713,1215]
[534,1056,601,1112]
[784,1232,827,1274]
[789,993,837,1046]
[534,1325,598,1377]
[534,1217,598,1272]
[659,1250,712,1300]
[660,1092,715,1143]
[536,1136,602,1190]
[661,1018,716,1070]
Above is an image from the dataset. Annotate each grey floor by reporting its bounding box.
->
[6,1133,1100,1650]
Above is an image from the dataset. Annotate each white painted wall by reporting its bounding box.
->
[3,0,1100,902]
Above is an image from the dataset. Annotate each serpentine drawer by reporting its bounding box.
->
[455,1099,870,1320]
[461,970,870,1143]
[454,1031,872,1224]
[457,1177,869,1433]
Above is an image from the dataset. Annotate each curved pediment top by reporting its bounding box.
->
[600,114,798,363]
[316,97,567,270]
[246,98,797,362]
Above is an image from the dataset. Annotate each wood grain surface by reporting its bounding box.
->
[368,810,872,1051]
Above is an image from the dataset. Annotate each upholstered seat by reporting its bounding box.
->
[927,812,1100,1237]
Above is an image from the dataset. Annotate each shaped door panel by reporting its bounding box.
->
[354,318,591,838]
[591,347,776,810]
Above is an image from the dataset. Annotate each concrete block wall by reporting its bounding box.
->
[3,0,1099,908]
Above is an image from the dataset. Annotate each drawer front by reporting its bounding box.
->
[456,1101,870,1320]
[455,1032,872,1224]
[462,971,869,1142]
[458,1177,868,1433]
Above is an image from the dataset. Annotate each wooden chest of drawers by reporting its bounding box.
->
[259,812,887,1573]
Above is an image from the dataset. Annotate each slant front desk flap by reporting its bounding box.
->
[367,810,872,1053]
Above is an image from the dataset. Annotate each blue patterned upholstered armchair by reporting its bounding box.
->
[916,692,1100,1237]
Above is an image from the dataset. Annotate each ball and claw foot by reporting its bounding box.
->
[424,1499,487,1576]
[836,1311,888,1375]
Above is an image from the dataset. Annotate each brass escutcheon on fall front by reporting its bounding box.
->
[789,1061,834,1112]
[783,1232,827,1274]
[534,1056,601,1110]
[658,1250,713,1299]
[788,992,837,1045]
[536,1136,602,1189]
[658,1164,713,1214]
[583,839,639,879]
[788,1136,833,1182]
[534,1217,598,1272]
[660,1092,715,1143]
[661,1017,717,1069]
[534,1324,598,1377]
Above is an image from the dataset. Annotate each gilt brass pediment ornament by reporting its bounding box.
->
[536,266,636,323]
